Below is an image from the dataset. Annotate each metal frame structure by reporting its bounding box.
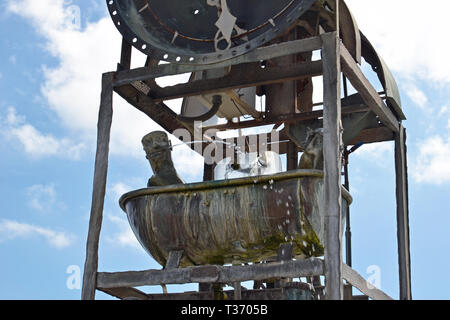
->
[81,30,411,300]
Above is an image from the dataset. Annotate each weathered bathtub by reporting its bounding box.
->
[119,170,352,267]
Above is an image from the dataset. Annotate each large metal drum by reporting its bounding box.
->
[120,170,352,267]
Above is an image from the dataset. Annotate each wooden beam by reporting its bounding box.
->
[113,36,323,87]
[165,250,184,270]
[96,258,324,289]
[395,125,412,300]
[118,38,132,71]
[149,61,323,103]
[202,104,369,132]
[81,72,115,300]
[98,287,149,300]
[342,264,393,300]
[287,142,299,170]
[203,163,215,182]
[114,84,193,135]
[225,90,262,119]
[136,287,313,301]
[321,32,344,300]
[349,127,394,145]
[340,44,399,133]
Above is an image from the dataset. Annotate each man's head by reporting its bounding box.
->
[142,131,172,159]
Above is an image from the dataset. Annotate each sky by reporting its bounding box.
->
[0,0,449,300]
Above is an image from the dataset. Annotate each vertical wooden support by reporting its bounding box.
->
[203,163,215,181]
[395,125,412,300]
[119,38,132,71]
[321,32,343,300]
[81,72,115,300]
[234,282,242,301]
[287,142,299,171]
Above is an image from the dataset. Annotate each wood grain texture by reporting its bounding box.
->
[321,32,344,300]
[395,125,412,300]
[342,264,393,300]
[82,72,115,300]
[340,44,399,132]
[113,36,323,87]
[96,259,324,289]
[148,61,323,103]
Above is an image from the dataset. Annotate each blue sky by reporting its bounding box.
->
[0,0,449,300]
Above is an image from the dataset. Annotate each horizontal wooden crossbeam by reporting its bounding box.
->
[202,103,370,131]
[145,61,323,103]
[96,261,393,301]
[96,258,324,289]
[113,36,323,87]
[99,285,316,301]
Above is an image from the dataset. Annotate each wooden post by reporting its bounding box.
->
[203,163,215,182]
[119,38,132,71]
[81,72,115,300]
[321,32,343,300]
[395,125,412,300]
[287,142,299,171]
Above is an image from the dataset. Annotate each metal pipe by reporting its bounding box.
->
[343,149,352,267]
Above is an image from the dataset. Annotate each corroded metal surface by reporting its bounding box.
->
[106,0,316,64]
[120,170,352,267]
[360,32,404,119]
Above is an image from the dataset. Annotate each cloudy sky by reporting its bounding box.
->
[0,0,449,300]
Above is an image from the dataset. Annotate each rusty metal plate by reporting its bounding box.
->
[106,0,316,64]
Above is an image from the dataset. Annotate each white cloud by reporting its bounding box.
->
[0,219,74,249]
[26,183,66,212]
[346,0,450,84]
[439,106,449,116]
[353,141,394,166]
[2,107,85,159]
[106,215,142,250]
[110,182,132,202]
[171,143,205,182]
[403,83,428,110]
[11,124,85,159]
[413,136,450,185]
[6,0,197,169]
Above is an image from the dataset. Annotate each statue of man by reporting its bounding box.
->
[142,131,185,187]
[298,128,324,170]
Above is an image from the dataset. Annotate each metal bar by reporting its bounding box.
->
[321,32,344,300]
[343,151,352,267]
[81,72,115,300]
